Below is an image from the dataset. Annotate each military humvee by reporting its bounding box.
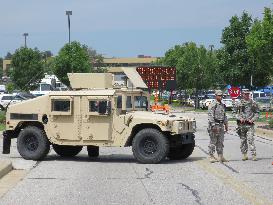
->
[2,68,196,164]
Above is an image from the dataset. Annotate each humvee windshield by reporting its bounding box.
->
[117,95,148,111]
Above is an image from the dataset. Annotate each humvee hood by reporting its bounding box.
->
[128,111,194,122]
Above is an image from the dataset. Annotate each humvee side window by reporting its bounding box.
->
[117,96,132,109]
[134,96,147,108]
[89,100,111,115]
[52,100,71,112]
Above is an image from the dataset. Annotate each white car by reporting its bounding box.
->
[200,94,215,109]
[0,94,26,110]
[222,96,240,111]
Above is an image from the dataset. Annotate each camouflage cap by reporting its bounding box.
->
[242,89,251,94]
[215,90,223,96]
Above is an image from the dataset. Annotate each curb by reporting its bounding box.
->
[0,160,12,179]
[256,128,273,140]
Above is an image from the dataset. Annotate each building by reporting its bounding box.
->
[2,60,11,75]
[103,56,158,67]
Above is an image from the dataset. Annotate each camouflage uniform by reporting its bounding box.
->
[208,101,228,156]
[234,99,259,156]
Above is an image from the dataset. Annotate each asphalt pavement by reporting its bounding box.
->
[0,112,272,205]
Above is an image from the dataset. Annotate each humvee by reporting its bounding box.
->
[2,69,196,164]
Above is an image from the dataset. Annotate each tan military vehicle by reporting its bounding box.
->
[2,69,196,164]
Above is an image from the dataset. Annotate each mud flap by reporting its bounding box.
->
[2,131,11,154]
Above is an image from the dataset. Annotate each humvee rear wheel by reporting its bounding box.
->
[17,126,50,160]
[168,141,195,160]
[132,128,169,164]
[52,145,83,157]
[87,146,99,157]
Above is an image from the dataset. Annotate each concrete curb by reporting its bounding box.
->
[0,160,12,179]
[256,128,273,139]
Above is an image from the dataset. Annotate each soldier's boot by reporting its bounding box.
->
[252,155,257,161]
[218,154,229,163]
[242,153,248,161]
[209,155,218,163]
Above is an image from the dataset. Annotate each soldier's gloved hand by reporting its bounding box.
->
[225,124,228,132]
[248,119,254,124]
[211,126,217,132]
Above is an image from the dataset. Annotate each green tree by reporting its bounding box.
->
[4,52,12,60]
[10,47,44,91]
[87,47,106,73]
[159,42,219,108]
[246,7,273,87]
[160,42,218,91]
[53,41,91,86]
[218,12,253,87]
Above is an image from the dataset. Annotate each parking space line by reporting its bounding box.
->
[196,158,273,205]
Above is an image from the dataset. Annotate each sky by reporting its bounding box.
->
[0,0,272,58]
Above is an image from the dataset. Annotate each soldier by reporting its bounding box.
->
[208,90,228,163]
[234,90,259,161]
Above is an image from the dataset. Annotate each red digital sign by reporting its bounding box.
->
[136,67,176,90]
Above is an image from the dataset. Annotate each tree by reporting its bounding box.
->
[246,7,273,87]
[4,52,13,60]
[53,41,91,86]
[217,12,253,87]
[159,42,218,91]
[87,47,106,73]
[10,47,44,91]
[159,42,219,108]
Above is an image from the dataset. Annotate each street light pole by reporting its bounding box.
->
[209,44,214,52]
[23,33,29,47]
[66,11,72,44]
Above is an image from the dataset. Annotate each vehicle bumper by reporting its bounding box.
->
[181,133,195,144]
[2,130,14,154]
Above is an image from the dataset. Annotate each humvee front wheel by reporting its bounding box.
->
[168,141,195,160]
[52,145,82,157]
[87,146,99,158]
[17,126,50,160]
[132,128,169,164]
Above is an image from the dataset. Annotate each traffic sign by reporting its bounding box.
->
[228,87,240,99]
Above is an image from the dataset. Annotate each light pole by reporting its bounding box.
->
[23,33,28,47]
[66,11,72,43]
[209,44,214,52]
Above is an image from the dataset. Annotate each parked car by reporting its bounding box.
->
[0,94,27,110]
[256,97,272,111]
[200,94,215,109]
[30,83,54,96]
[222,95,240,111]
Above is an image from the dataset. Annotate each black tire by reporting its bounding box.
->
[132,128,169,164]
[87,145,99,157]
[168,141,195,160]
[52,144,82,157]
[17,126,50,160]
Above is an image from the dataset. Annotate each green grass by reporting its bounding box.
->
[0,124,5,131]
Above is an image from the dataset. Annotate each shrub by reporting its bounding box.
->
[0,111,6,124]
